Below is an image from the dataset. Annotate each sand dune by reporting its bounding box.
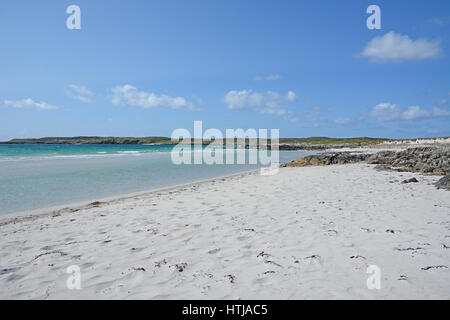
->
[0,164,449,299]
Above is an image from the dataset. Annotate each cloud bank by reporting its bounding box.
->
[111,85,195,110]
[4,98,59,110]
[362,32,441,62]
[370,102,450,121]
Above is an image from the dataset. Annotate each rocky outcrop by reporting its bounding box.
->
[435,175,450,190]
[281,147,450,177]
[281,152,370,167]
[366,147,449,176]
[401,177,419,184]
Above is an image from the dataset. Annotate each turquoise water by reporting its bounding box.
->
[0,143,175,160]
[0,144,315,215]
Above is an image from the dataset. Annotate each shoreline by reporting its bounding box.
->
[1,162,449,299]
[1,144,449,299]
[0,168,261,226]
[0,147,316,217]
[3,142,448,224]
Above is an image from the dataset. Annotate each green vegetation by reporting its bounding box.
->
[2,136,447,145]
[4,136,175,145]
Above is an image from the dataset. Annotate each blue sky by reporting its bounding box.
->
[0,0,449,140]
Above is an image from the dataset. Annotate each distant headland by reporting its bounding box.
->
[1,136,449,149]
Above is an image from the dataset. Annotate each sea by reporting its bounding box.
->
[0,144,315,215]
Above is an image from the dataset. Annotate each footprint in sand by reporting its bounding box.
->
[304,254,323,267]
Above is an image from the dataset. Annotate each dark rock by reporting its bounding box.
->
[282,147,449,179]
[367,147,449,176]
[435,175,450,191]
[281,152,370,167]
[402,177,419,184]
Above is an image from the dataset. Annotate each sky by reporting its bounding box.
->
[0,0,449,140]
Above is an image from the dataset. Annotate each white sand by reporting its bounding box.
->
[0,163,449,299]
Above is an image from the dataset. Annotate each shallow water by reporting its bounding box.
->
[0,144,314,214]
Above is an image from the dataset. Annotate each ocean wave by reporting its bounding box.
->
[0,151,173,162]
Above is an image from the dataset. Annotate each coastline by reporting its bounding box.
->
[2,141,442,219]
[0,168,261,226]
[1,144,449,299]
[0,146,317,216]
[1,161,449,299]
[3,0,450,305]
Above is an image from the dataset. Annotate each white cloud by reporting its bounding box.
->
[286,91,298,102]
[333,117,352,125]
[4,98,59,110]
[401,105,430,120]
[67,84,94,103]
[223,90,297,115]
[111,85,195,110]
[361,32,442,62]
[431,107,450,117]
[436,98,447,106]
[370,102,450,121]
[254,74,281,81]
[370,103,402,121]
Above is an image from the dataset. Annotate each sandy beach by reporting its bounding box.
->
[1,158,449,299]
